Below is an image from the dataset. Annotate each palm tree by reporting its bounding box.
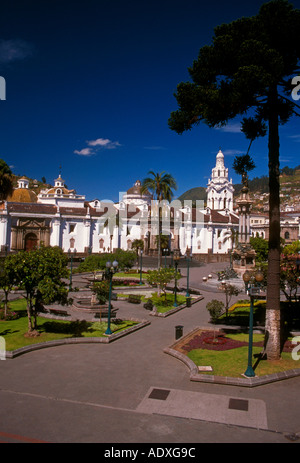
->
[141,171,177,268]
[0,159,13,201]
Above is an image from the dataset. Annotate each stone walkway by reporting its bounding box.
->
[1,262,300,442]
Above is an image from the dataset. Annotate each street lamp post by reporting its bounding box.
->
[163,248,168,268]
[173,250,180,307]
[68,248,77,291]
[242,269,264,377]
[139,250,143,285]
[105,260,118,335]
[185,248,191,298]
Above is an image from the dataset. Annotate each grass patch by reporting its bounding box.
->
[186,332,300,377]
[114,272,146,279]
[219,301,266,326]
[0,299,137,351]
[146,292,187,313]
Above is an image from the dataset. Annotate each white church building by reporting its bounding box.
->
[0,150,239,259]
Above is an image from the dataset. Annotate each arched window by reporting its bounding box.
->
[99,238,104,249]
[70,237,75,248]
[285,231,290,240]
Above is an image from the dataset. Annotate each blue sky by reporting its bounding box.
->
[0,0,299,202]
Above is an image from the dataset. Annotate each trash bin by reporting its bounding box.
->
[175,325,184,339]
[186,297,191,307]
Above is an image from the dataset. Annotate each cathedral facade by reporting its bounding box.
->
[0,150,239,258]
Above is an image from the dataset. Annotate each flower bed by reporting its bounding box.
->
[177,330,295,353]
[178,331,258,351]
[112,278,143,287]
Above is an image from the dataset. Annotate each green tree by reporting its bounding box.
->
[206,299,224,340]
[250,236,269,262]
[0,258,15,318]
[141,171,177,268]
[92,280,110,304]
[282,240,300,256]
[280,253,300,303]
[168,0,300,360]
[131,239,144,257]
[146,267,181,300]
[5,246,69,334]
[0,159,13,200]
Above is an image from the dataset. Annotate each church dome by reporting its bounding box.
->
[127,180,143,195]
[7,188,37,203]
[7,177,38,203]
[123,180,152,205]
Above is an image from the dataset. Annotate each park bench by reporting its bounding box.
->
[127,294,142,304]
[93,308,119,319]
[143,300,153,310]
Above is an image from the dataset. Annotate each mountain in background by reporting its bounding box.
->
[178,165,300,211]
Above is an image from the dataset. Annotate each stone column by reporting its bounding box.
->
[0,204,8,251]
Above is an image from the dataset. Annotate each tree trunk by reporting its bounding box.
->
[3,290,9,319]
[265,85,281,360]
[26,300,33,333]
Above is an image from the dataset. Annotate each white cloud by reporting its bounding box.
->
[74,148,93,156]
[87,138,111,147]
[87,138,121,149]
[0,39,34,63]
[74,137,121,157]
[215,122,242,134]
[222,149,246,156]
[288,134,300,142]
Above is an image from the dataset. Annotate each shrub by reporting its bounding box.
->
[0,309,19,320]
[76,250,136,273]
[206,299,224,323]
[92,281,110,304]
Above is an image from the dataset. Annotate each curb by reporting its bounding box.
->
[150,296,204,318]
[164,326,300,388]
[3,318,150,359]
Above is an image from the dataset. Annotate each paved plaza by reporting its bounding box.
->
[0,261,300,444]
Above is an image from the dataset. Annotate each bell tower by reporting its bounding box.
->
[207,149,234,211]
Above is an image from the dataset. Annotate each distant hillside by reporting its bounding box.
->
[234,176,269,196]
[178,177,269,204]
[178,167,300,212]
[178,187,207,205]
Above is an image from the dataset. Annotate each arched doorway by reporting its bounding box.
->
[25,233,38,251]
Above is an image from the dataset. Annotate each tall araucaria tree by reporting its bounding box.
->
[141,171,177,268]
[168,0,300,360]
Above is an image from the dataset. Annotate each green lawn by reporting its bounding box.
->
[114,272,147,278]
[0,299,137,351]
[187,333,299,377]
[145,292,187,313]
